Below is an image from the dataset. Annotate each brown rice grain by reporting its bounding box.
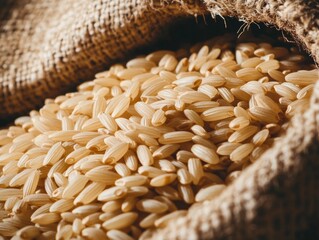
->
[85,166,120,184]
[240,81,266,95]
[93,95,107,118]
[253,94,282,113]
[4,197,19,211]
[154,210,187,228]
[189,101,220,113]
[158,131,194,144]
[82,227,108,240]
[136,145,154,166]
[197,85,218,99]
[230,143,255,162]
[114,163,131,177]
[192,135,216,149]
[151,109,166,127]
[23,194,51,206]
[22,170,40,197]
[98,113,118,133]
[82,212,102,226]
[127,186,149,198]
[103,143,129,164]
[177,168,193,185]
[252,129,270,146]
[179,91,211,104]
[173,76,201,88]
[74,182,107,205]
[267,69,285,82]
[102,201,122,213]
[47,159,68,178]
[56,224,72,239]
[72,131,100,145]
[107,229,134,240]
[138,134,159,147]
[154,186,180,201]
[139,213,162,229]
[235,50,248,64]
[31,212,61,225]
[49,199,74,213]
[249,107,279,123]
[201,106,234,122]
[191,144,219,164]
[102,212,138,230]
[228,125,259,143]
[176,150,195,163]
[72,204,102,216]
[216,142,242,155]
[86,135,108,151]
[138,166,165,178]
[224,77,246,88]
[236,68,264,81]
[141,80,170,100]
[215,66,237,78]
[0,222,18,237]
[117,68,146,80]
[8,140,33,154]
[65,147,91,164]
[229,117,250,130]
[48,130,80,142]
[134,102,155,119]
[120,196,136,212]
[115,175,148,187]
[53,172,67,187]
[201,75,225,87]
[157,159,176,173]
[16,225,41,239]
[195,184,226,202]
[82,118,105,131]
[297,84,314,99]
[218,87,235,103]
[136,199,168,213]
[234,106,251,119]
[62,174,88,199]
[256,59,280,73]
[150,173,177,187]
[188,158,204,185]
[210,128,234,143]
[124,150,139,171]
[285,70,318,85]
[178,184,195,204]
[98,186,128,202]
[72,218,84,235]
[273,84,297,100]
[0,152,24,166]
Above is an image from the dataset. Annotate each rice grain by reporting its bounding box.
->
[195,184,226,202]
[0,34,315,239]
[102,212,138,230]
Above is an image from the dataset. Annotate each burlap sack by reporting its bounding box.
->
[0,0,318,239]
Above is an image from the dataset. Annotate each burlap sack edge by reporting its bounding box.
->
[147,0,319,239]
[0,0,206,122]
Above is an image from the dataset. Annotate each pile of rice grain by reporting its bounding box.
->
[0,34,318,240]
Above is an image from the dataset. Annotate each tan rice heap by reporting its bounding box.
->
[0,34,317,240]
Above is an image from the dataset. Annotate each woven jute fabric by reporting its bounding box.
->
[0,0,205,122]
[0,0,318,239]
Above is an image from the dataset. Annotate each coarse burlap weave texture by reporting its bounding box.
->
[0,0,319,239]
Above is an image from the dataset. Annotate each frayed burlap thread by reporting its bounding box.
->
[0,0,318,239]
